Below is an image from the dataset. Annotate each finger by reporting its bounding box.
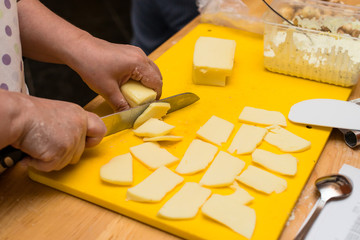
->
[85,111,106,148]
[140,61,163,99]
[106,88,130,112]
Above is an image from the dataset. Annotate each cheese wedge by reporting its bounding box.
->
[196,115,234,146]
[202,193,256,239]
[143,135,183,142]
[100,153,133,185]
[120,80,156,107]
[239,106,287,126]
[193,37,236,86]
[252,149,297,176]
[133,102,170,129]
[127,166,183,202]
[175,139,218,175]
[236,165,287,194]
[158,182,211,220]
[133,118,174,137]
[228,124,267,155]
[200,151,245,187]
[264,125,311,152]
[130,142,178,170]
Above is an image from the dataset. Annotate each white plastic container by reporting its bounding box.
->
[263,0,360,87]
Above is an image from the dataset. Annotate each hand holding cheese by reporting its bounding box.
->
[193,37,236,86]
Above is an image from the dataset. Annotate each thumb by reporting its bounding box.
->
[85,111,107,148]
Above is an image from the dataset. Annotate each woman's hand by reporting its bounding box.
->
[2,92,106,172]
[70,37,163,112]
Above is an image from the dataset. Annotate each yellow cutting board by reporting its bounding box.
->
[29,24,353,240]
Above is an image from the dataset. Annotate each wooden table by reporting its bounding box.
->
[2,17,360,240]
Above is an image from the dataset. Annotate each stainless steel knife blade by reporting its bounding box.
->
[101,92,200,136]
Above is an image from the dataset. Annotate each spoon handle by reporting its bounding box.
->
[294,198,326,240]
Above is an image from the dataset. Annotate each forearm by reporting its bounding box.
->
[0,90,29,150]
[17,0,92,66]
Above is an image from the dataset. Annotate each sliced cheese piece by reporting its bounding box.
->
[196,115,234,146]
[158,182,211,220]
[229,184,254,205]
[200,151,245,187]
[100,153,133,185]
[133,102,170,129]
[236,165,287,194]
[252,149,297,176]
[239,106,287,126]
[120,80,156,107]
[133,118,174,137]
[143,135,183,142]
[193,37,236,87]
[127,166,183,202]
[130,142,178,170]
[175,139,218,175]
[202,193,256,239]
[228,124,267,155]
[264,125,311,152]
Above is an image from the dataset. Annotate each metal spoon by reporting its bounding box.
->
[294,174,353,240]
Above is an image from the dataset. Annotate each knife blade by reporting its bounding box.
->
[102,92,200,136]
[288,98,360,130]
[0,92,200,171]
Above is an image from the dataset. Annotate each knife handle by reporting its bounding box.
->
[0,146,27,170]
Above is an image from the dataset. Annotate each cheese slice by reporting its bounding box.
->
[236,165,287,194]
[175,139,218,175]
[239,106,287,126]
[200,151,245,187]
[127,166,183,202]
[158,182,211,220]
[133,102,170,129]
[228,124,267,155]
[193,37,236,87]
[196,115,234,146]
[229,184,254,205]
[252,149,297,176]
[100,153,133,185]
[133,118,174,137]
[143,135,183,142]
[130,142,178,170]
[264,125,311,152]
[202,193,256,239]
[120,80,156,107]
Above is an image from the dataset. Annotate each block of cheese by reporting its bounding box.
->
[252,149,297,176]
[100,153,133,185]
[228,124,267,155]
[133,118,174,137]
[236,165,287,194]
[143,135,183,142]
[120,80,156,107]
[158,182,211,220]
[264,125,311,152]
[239,106,287,127]
[133,102,170,129]
[202,193,256,239]
[130,142,178,170]
[200,151,245,187]
[193,37,236,87]
[175,139,218,175]
[127,166,183,202]
[196,115,234,146]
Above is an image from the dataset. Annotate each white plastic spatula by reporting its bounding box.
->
[288,99,360,131]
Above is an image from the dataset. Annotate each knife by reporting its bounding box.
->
[0,92,200,171]
[288,98,360,148]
